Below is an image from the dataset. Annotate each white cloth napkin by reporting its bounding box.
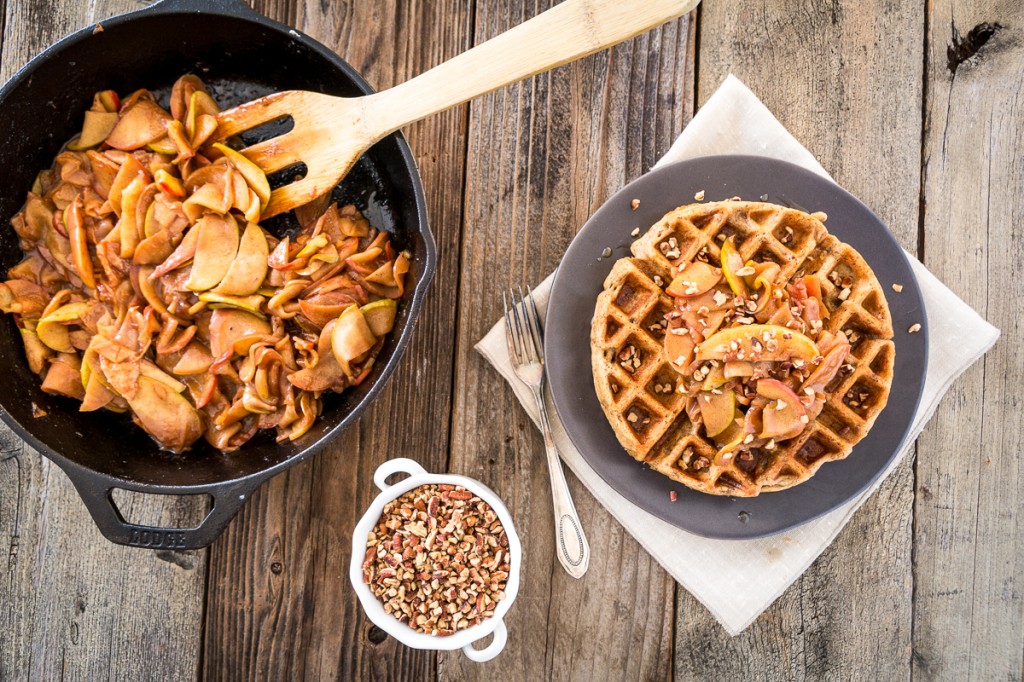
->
[474,75,1000,635]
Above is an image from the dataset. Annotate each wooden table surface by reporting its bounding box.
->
[2,0,1021,679]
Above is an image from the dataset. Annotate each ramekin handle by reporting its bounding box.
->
[373,458,427,491]
[461,620,507,663]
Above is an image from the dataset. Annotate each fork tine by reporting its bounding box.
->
[517,286,537,363]
[525,285,544,357]
[518,285,538,363]
[510,286,526,363]
[510,288,529,364]
[505,289,524,364]
[503,290,519,364]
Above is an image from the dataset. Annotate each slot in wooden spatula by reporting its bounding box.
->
[214,0,700,218]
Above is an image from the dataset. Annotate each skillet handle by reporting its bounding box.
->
[63,464,263,550]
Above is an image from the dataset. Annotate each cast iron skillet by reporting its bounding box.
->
[0,0,435,548]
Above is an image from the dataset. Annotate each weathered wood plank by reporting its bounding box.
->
[201,0,472,679]
[675,1,923,678]
[913,3,1023,679]
[442,1,694,679]
[0,2,207,681]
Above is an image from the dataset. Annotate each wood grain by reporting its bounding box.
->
[676,1,924,678]
[442,1,694,679]
[913,2,1024,679]
[0,2,207,681]
[4,1,1022,679]
[201,0,472,679]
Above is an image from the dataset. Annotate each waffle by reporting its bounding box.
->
[591,200,895,496]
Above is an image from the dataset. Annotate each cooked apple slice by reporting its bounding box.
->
[208,308,271,359]
[133,230,174,265]
[20,328,53,374]
[187,214,240,292]
[80,345,97,386]
[198,292,265,317]
[64,197,95,289]
[756,378,804,404]
[154,168,185,198]
[719,237,747,297]
[172,341,213,375]
[147,137,178,155]
[141,201,162,240]
[802,274,824,304]
[36,311,77,354]
[701,364,727,390]
[213,221,269,296]
[151,225,198,278]
[186,90,220,138]
[86,150,119,198]
[96,89,120,113]
[801,343,850,394]
[295,234,330,261]
[134,265,170,317]
[21,193,53,242]
[170,75,206,121]
[40,301,89,324]
[695,324,819,363]
[107,153,149,217]
[698,388,735,438]
[166,120,194,159]
[67,110,119,151]
[139,359,186,393]
[296,292,353,329]
[80,370,117,412]
[713,417,746,454]
[666,261,721,298]
[182,182,233,222]
[124,375,202,452]
[106,100,172,151]
[289,318,347,391]
[757,378,808,440]
[760,406,807,441]
[118,175,147,259]
[145,198,188,239]
[664,328,695,373]
[723,360,754,378]
[212,143,270,208]
[361,299,397,337]
[190,114,218,150]
[289,353,346,392]
[743,401,765,436]
[42,359,86,400]
[743,261,779,312]
[332,305,377,365]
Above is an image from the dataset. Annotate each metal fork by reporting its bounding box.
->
[504,287,590,579]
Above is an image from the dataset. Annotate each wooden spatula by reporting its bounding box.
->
[214,0,701,218]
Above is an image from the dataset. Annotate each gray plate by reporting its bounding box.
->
[545,155,928,539]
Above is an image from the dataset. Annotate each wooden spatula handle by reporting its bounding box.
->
[365,0,699,136]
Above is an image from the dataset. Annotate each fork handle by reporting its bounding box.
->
[364,0,699,136]
[531,385,591,579]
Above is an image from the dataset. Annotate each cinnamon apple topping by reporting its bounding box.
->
[665,237,850,462]
[0,76,409,453]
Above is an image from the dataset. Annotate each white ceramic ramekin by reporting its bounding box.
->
[349,458,522,662]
